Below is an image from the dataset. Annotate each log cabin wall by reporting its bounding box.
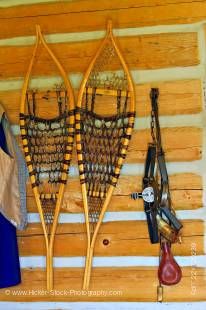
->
[0,0,206,308]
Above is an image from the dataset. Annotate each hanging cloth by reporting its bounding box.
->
[0,121,21,288]
[0,104,27,230]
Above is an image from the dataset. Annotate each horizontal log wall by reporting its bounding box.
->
[26,173,202,212]
[17,220,204,257]
[1,0,206,37]
[0,32,199,77]
[0,0,206,306]
[0,267,205,302]
[1,80,202,122]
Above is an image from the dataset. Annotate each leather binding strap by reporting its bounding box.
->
[142,144,159,243]
[150,89,182,234]
[131,88,182,242]
[131,88,183,301]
